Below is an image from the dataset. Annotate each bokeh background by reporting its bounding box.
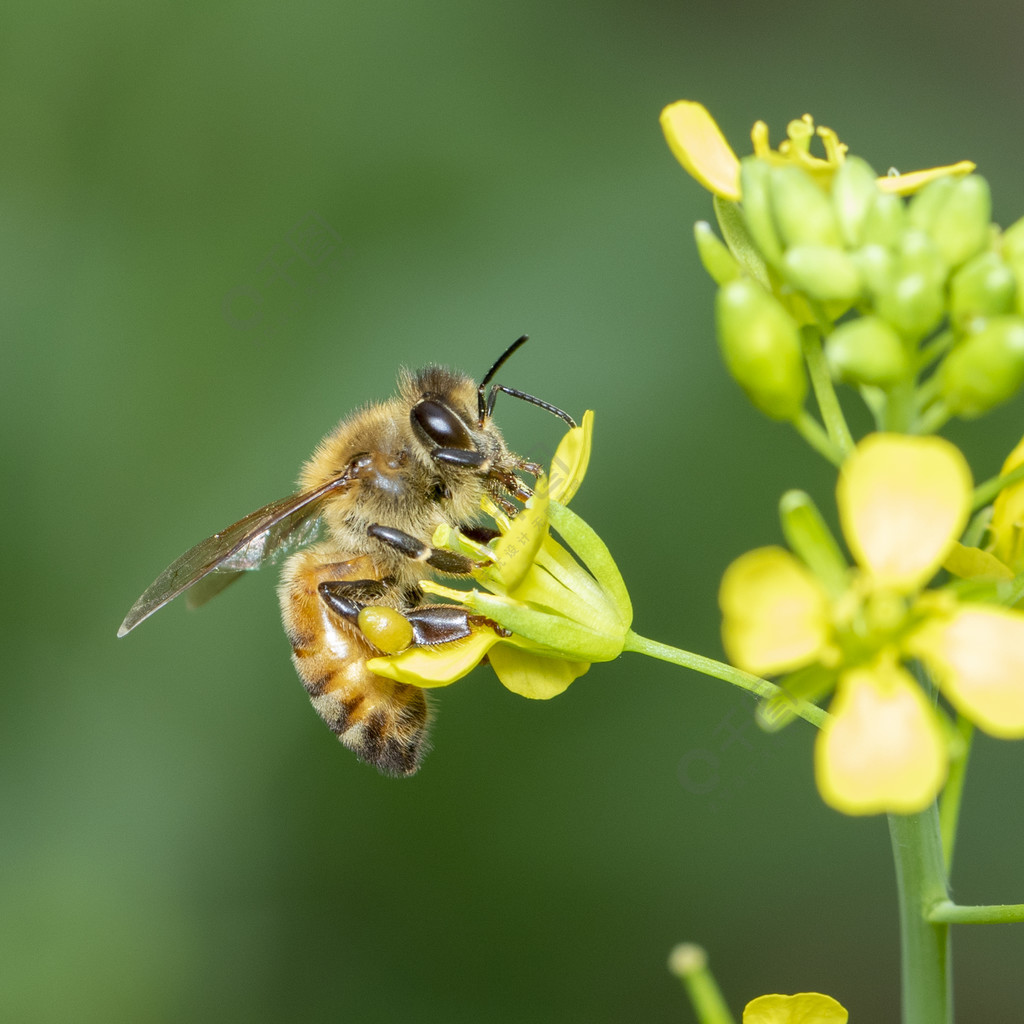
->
[5,1,1024,1021]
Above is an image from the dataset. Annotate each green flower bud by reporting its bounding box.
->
[769,165,842,248]
[896,229,947,288]
[831,156,880,248]
[1002,215,1024,263]
[875,272,946,340]
[929,175,992,269]
[908,177,957,232]
[1007,257,1024,317]
[860,191,906,247]
[782,244,862,302]
[824,315,909,387]
[715,278,807,420]
[949,251,1016,323]
[939,316,1024,417]
[739,158,784,267]
[693,220,741,285]
[851,243,895,297]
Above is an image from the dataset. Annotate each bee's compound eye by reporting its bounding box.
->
[412,400,474,450]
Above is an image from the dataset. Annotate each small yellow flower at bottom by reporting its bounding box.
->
[743,992,848,1024]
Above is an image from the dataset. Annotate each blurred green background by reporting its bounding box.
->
[5,1,1024,1021]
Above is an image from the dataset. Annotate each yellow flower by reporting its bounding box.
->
[368,411,632,699]
[660,100,975,201]
[743,992,848,1024]
[720,433,1024,814]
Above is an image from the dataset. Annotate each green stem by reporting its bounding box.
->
[915,328,956,375]
[800,326,854,458]
[885,375,916,433]
[928,901,1024,925]
[792,410,844,466]
[938,717,974,875]
[888,807,952,1024]
[916,400,952,435]
[622,630,829,730]
[972,460,1024,511]
[668,944,735,1024]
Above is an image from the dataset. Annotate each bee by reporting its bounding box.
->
[118,336,575,776]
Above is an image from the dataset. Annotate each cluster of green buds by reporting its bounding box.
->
[662,102,1024,432]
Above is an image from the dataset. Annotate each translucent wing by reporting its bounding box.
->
[117,475,354,637]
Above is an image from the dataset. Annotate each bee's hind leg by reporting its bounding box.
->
[278,547,429,777]
[318,581,501,647]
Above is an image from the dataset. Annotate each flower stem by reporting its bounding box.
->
[938,716,973,875]
[800,325,854,458]
[888,806,952,1024]
[928,901,1024,925]
[792,409,843,466]
[668,943,735,1024]
[972,459,1024,511]
[622,630,829,730]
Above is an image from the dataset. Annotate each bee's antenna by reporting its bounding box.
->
[477,335,530,423]
[477,335,577,429]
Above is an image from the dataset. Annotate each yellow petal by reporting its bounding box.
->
[838,434,972,591]
[909,606,1024,737]
[991,433,1024,570]
[488,642,588,699]
[720,547,831,675]
[549,410,593,505]
[744,992,848,1024]
[367,628,499,687]
[660,101,741,201]
[875,160,976,196]
[943,541,1014,581]
[815,663,947,815]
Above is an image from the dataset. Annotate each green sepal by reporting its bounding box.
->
[713,195,772,289]
[464,591,624,662]
[693,220,741,286]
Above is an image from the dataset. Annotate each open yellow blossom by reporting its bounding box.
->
[368,411,632,700]
[720,432,1024,814]
[660,100,974,201]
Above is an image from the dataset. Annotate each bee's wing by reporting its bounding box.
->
[117,475,354,637]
